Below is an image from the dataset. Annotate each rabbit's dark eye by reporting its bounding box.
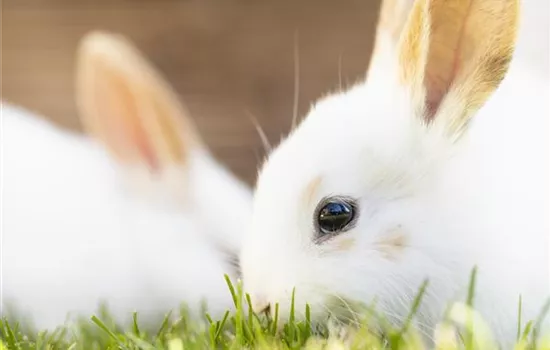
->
[315,197,357,238]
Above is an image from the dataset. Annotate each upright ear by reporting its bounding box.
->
[75,31,202,173]
[370,0,415,60]
[397,0,519,140]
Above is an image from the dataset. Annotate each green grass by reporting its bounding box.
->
[2,271,549,350]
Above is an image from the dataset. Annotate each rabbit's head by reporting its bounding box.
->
[76,31,252,257]
[240,0,519,325]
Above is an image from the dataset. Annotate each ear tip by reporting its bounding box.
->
[76,30,139,68]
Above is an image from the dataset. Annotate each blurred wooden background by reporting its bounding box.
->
[2,0,381,185]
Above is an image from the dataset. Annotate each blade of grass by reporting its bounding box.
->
[125,333,157,350]
[466,267,478,307]
[1,320,19,350]
[208,322,217,349]
[288,288,297,342]
[224,274,238,308]
[90,315,128,349]
[531,297,550,347]
[234,280,244,345]
[521,320,534,341]
[271,303,280,336]
[517,295,523,341]
[154,311,172,341]
[400,279,429,335]
[465,267,478,350]
[246,293,255,335]
[237,284,254,342]
[214,311,230,342]
[304,304,312,340]
[132,312,140,336]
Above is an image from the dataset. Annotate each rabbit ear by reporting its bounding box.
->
[397,0,519,140]
[75,31,202,173]
[371,0,415,59]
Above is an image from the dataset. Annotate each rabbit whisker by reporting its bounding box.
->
[291,29,301,131]
[245,109,272,154]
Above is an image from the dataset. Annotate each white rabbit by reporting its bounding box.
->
[1,31,252,331]
[240,0,549,346]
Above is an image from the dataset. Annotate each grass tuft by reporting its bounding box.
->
[1,272,549,349]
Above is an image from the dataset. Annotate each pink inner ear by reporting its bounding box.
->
[423,0,472,121]
[424,70,454,121]
[425,86,443,121]
[128,119,160,172]
[424,50,462,122]
[97,69,160,172]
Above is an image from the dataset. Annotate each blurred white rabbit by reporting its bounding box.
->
[240,0,549,346]
[1,31,252,331]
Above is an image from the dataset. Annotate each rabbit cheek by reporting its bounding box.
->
[373,226,408,260]
[319,236,356,254]
[333,237,356,252]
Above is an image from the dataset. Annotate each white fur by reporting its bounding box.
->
[1,102,252,331]
[240,1,549,346]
